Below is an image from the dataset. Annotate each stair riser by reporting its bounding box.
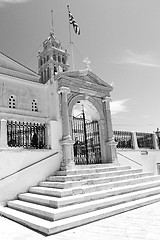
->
[74,164,116,169]
[18,194,59,208]
[8,182,160,221]
[53,188,160,220]
[29,187,72,198]
[55,166,131,176]
[40,173,153,189]
[82,176,160,194]
[18,179,160,210]
[47,169,142,182]
[38,175,160,197]
[47,196,160,235]
[8,202,55,221]
[28,180,160,209]
[30,179,158,198]
[3,194,160,236]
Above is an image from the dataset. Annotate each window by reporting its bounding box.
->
[8,95,16,109]
[41,71,43,82]
[53,54,56,61]
[32,99,38,112]
[47,67,50,80]
[58,55,61,63]
[157,163,160,175]
[62,56,66,64]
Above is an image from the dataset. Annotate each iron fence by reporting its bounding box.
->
[7,121,46,149]
[136,132,154,149]
[114,130,133,149]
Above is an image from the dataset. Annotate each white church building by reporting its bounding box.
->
[0,28,117,204]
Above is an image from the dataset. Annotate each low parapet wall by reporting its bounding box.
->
[0,149,61,205]
[117,149,160,174]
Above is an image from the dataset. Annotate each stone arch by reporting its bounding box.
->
[68,93,107,163]
[68,94,104,121]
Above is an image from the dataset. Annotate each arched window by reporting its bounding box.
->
[8,95,16,109]
[54,66,57,75]
[47,67,50,80]
[58,55,61,63]
[32,99,38,112]
[62,56,66,64]
[53,54,56,61]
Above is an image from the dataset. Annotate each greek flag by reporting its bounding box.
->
[68,6,80,35]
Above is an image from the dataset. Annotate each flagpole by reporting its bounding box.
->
[67,5,75,71]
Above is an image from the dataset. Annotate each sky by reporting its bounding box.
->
[0,0,160,133]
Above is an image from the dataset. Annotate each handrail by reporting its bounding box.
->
[0,151,58,181]
[117,152,142,166]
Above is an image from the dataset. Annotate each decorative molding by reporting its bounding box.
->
[58,86,70,95]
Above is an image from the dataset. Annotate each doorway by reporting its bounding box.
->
[72,100,101,165]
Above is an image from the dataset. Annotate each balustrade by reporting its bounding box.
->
[114,130,133,149]
[136,132,154,149]
[7,121,46,149]
[114,131,157,150]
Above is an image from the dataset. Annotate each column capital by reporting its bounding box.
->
[102,96,112,103]
[58,86,70,95]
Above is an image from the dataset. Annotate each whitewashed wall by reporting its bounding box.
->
[117,150,160,174]
[0,150,61,205]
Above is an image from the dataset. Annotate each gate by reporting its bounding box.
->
[72,112,101,165]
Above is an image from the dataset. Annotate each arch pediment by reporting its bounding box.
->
[56,70,113,97]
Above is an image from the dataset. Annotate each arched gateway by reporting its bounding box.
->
[56,70,117,169]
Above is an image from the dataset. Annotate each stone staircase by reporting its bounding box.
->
[1,164,160,236]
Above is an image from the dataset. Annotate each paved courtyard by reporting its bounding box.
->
[1,201,160,240]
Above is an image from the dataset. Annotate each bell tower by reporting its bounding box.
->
[38,13,69,83]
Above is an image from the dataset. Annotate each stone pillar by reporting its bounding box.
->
[45,122,51,149]
[102,97,117,163]
[98,119,107,163]
[58,87,75,170]
[0,119,8,149]
[152,133,159,150]
[131,131,139,150]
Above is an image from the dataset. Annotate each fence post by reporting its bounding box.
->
[131,131,139,150]
[0,119,8,148]
[152,133,159,150]
[44,122,51,149]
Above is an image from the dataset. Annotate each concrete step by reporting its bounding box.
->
[39,172,153,189]
[2,193,160,235]
[29,186,73,198]
[37,175,160,197]
[47,168,142,182]
[74,164,115,169]
[29,178,160,201]
[8,180,160,221]
[55,166,131,176]
[19,176,160,208]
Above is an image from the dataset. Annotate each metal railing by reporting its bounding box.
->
[7,121,46,149]
[136,132,154,149]
[117,152,142,166]
[0,152,58,181]
[114,130,133,149]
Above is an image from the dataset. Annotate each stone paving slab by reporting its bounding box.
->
[1,201,160,240]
